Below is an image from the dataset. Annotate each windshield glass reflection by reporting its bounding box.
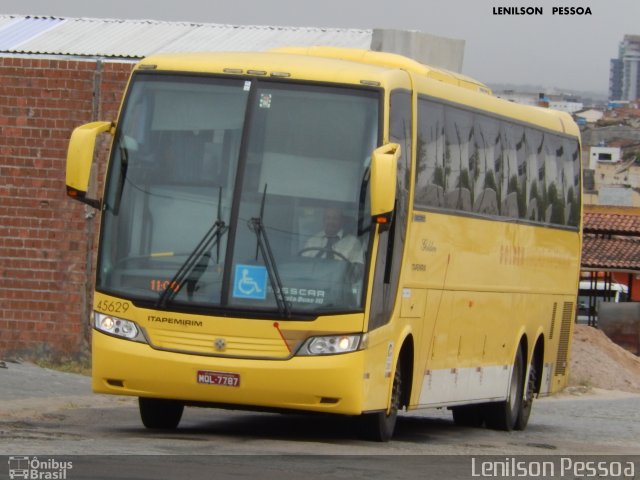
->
[98,74,379,317]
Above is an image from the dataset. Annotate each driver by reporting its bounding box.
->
[302,207,364,265]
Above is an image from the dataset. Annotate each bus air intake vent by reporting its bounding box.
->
[554,302,574,376]
[549,302,558,340]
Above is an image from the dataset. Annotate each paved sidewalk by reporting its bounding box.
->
[0,360,91,402]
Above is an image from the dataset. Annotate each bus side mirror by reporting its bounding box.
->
[65,121,113,209]
[370,143,400,223]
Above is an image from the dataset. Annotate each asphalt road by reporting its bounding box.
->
[1,361,639,479]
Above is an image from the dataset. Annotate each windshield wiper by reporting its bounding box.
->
[249,185,291,318]
[157,189,228,308]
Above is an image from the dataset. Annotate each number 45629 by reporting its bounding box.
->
[96,300,130,314]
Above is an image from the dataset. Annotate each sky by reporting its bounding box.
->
[1,0,638,95]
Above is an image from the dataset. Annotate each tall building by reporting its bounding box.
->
[610,58,623,101]
[609,35,640,101]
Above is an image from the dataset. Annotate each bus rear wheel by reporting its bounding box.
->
[138,397,184,429]
[515,358,537,430]
[359,363,402,442]
[485,348,525,431]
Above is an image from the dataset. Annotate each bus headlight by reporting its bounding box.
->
[94,312,147,342]
[297,334,365,356]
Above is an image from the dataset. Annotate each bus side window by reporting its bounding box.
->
[415,98,445,209]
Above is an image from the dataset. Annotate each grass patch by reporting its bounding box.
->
[33,356,91,376]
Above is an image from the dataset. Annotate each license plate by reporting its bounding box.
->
[197,370,240,387]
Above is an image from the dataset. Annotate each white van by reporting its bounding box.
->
[577,280,629,324]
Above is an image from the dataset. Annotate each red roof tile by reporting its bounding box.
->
[582,236,640,271]
[583,212,640,235]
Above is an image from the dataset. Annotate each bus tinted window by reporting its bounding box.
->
[415,100,445,208]
[415,97,580,229]
[390,90,413,194]
[444,106,474,212]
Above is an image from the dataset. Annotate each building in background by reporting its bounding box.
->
[582,140,640,207]
[581,101,640,208]
[581,207,640,356]
[494,90,584,114]
[609,34,640,102]
[575,109,604,125]
[587,146,622,170]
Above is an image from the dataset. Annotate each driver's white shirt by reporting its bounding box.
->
[303,229,364,264]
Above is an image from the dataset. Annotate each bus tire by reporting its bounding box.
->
[359,363,402,442]
[515,358,536,430]
[484,347,525,431]
[451,404,485,427]
[139,397,184,429]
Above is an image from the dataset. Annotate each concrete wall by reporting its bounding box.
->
[372,29,465,73]
[599,303,640,355]
[582,126,640,146]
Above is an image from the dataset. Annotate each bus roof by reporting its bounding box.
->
[141,47,490,94]
[271,46,492,94]
[138,50,401,87]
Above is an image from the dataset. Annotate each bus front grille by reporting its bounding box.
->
[148,330,294,359]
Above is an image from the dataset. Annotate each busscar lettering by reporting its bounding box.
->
[148,315,203,327]
[280,287,326,305]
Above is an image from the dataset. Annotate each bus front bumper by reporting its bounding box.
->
[92,331,367,415]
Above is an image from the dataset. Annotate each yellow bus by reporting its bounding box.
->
[66,47,582,441]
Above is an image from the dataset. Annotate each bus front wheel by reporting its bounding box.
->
[139,397,184,429]
[359,363,402,442]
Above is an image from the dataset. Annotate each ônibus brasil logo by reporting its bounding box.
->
[8,456,72,479]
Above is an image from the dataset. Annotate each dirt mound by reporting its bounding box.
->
[569,324,640,393]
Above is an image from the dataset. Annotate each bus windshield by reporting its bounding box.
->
[98,73,380,317]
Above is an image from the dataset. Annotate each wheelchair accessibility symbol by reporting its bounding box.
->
[232,264,268,300]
